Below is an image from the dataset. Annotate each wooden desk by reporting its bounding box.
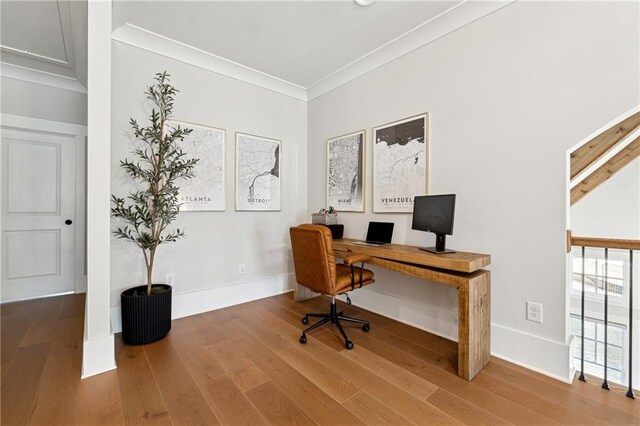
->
[294,238,491,381]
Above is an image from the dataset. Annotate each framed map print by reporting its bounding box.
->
[373,113,429,213]
[165,120,226,211]
[235,132,281,211]
[327,130,365,212]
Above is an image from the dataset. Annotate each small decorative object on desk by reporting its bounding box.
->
[312,207,338,225]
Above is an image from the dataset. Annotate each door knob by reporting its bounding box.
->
[65,219,73,225]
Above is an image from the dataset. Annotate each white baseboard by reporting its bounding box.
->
[490,323,574,383]
[82,333,116,379]
[339,287,574,384]
[336,287,459,342]
[110,273,295,333]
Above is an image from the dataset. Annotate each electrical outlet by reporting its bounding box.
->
[165,273,175,286]
[527,301,543,323]
[238,263,246,274]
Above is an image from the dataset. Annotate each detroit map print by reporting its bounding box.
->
[235,133,281,211]
[166,120,225,211]
[373,114,428,213]
[327,131,365,212]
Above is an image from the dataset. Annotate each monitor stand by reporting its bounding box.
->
[419,233,455,254]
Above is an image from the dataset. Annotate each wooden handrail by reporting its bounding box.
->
[571,135,640,205]
[567,230,640,252]
[570,110,640,180]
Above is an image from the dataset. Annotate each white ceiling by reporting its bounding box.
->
[0,0,511,99]
[0,0,87,89]
[112,1,462,88]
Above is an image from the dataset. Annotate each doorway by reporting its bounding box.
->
[1,123,85,302]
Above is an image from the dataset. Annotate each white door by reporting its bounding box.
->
[1,128,76,302]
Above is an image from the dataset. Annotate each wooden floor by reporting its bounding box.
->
[1,293,638,425]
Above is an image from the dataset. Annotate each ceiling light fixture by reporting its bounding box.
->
[354,0,375,6]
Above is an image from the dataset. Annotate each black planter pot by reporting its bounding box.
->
[121,284,172,345]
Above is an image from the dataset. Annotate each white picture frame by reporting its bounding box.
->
[373,113,429,213]
[326,130,366,212]
[235,132,282,211]
[165,120,226,211]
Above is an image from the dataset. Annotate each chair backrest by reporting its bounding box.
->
[289,224,337,295]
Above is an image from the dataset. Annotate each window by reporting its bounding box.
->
[571,254,625,299]
[571,314,626,384]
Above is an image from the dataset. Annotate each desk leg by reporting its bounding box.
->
[293,283,318,302]
[457,271,491,381]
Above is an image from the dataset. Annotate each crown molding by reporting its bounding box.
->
[1,113,88,136]
[111,23,308,102]
[1,45,69,66]
[110,2,514,103]
[306,0,516,101]
[0,62,87,93]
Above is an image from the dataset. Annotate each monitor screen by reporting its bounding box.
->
[411,194,456,235]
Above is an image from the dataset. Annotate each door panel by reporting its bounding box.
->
[2,128,75,302]
[6,140,60,214]
[5,230,60,279]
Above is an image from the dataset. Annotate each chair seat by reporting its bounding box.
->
[334,264,375,294]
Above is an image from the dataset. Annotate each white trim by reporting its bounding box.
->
[491,353,575,385]
[81,333,116,379]
[335,288,458,342]
[1,45,69,66]
[110,2,514,103]
[84,0,113,380]
[110,273,295,333]
[75,135,87,294]
[1,62,87,94]
[492,323,574,383]
[306,0,516,100]
[0,113,88,137]
[111,24,307,102]
[0,290,75,304]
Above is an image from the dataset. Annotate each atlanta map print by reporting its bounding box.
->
[166,120,225,211]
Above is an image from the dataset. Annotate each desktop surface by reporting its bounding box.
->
[332,238,490,273]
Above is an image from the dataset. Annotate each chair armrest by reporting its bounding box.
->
[343,254,371,265]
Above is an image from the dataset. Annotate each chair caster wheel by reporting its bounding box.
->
[362,324,370,332]
[300,334,307,344]
[301,317,309,324]
[345,341,354,350]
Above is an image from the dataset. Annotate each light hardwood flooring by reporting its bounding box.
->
[1,292,638,425]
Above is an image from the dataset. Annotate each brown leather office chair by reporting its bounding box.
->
[289,224,375,349]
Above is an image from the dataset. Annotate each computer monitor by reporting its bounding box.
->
[411,194,456,254]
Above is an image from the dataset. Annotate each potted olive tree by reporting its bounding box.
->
[111,72,198,345]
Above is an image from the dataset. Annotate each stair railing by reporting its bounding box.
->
[567,230,639,398]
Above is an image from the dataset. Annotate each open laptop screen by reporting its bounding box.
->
[366,222,394,244]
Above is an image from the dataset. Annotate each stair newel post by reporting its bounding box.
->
[602,248,610,390]
[579,246,586,382]
[626,250,635,399]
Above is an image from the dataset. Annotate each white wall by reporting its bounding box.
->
[571,158,640,240]
[307,1,639,380]
[0,77,87,125]
[110,42,307,324]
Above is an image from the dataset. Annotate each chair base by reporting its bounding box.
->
[299,297,370,349]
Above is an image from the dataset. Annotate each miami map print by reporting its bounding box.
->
[327,130,365,212]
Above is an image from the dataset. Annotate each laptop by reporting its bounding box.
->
[353,222,394,246]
